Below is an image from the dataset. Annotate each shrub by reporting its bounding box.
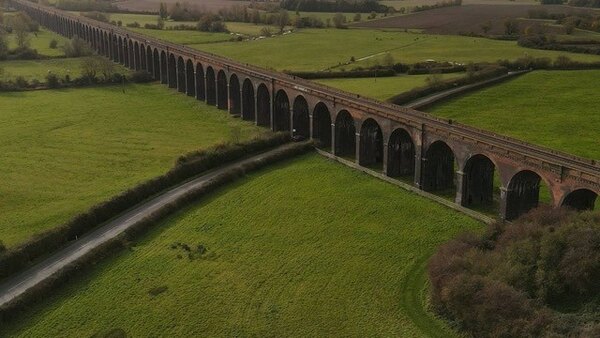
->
[125,22,141,28]
[428,206,600,337]
[46,73,60,88]
[49,39,58,49]
[61,36,92,57]
[127,71,154,83]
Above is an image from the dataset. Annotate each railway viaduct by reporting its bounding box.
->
[10,0,599,220]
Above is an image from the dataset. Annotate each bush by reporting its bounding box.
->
[46,73,60,88]
[428,206,600,337]
[61,36,92,57]
[127,71,154,83]
[125,22,140,28]
[0,133,292,280]
[49,39,58,49]
[8,46,39,60]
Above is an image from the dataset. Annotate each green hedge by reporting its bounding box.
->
[0,133,290,280]
[388,66,508,106]
[286,69,396,79]
[0,141,313,322]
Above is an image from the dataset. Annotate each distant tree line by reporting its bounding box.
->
[412,0,462,13]
[568,0,600,7]
[54,0,117,12]
[279,0,390,13]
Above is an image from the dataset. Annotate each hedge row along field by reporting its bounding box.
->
[0,83,265,248]
[2,154,483,337]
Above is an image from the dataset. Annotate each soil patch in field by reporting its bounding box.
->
[355,4,594,35]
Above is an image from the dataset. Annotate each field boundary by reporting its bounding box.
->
[0,142,313,320]
[316,148,495,225]
[405,70,530,110]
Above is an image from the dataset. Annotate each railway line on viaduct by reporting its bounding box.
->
[10,0,599,220]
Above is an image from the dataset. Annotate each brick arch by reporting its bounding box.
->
[256,83,271,127]
[216,69,228,110]
[460,153,500,211]
[195,62,205,101]
[185,59,195,97]
[359,118,383,168]
[205,66,216,106]
[505,170,554,221]
[312,102,332,148]
[292,95,309,139]
[422,140,457,193]
[387,127,415,180]
[229,73,241,115]
[334,110,356,159]
[241,78,255,121]
[274,89,290,132]
[560,188,598,211]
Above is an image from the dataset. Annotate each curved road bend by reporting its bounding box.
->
[0,144,300,308]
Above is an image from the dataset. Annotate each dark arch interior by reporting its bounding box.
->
[335,110,356,158]
[242,79,255,121]
[274,90,290,132]
[229,75,241,115]
[134,42,140,70]
[217,70,228,110]
[168,54,177,88]
[127,40,133,68]
[387,128,415,180]
[139,44,146,70]
[312,103,331,148]
[562,189,597,211]
[462,155,498,212]
[186,59,195,97]
[159,51,166,83]
[147,47,154,76]
[177,57,186,93]
[196,63,205,101]
[206,67,216,105]
[506,170,544,221]
[422,141,456,195]
[359,119,383,169]
[118,37,123,64]
[256,84,270,127]
[292,96,309,139]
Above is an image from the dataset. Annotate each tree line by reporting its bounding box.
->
[279,0,390,13]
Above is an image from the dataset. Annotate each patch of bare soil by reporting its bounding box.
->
[354,4,593,35]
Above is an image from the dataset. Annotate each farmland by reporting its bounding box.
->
[316,73,463,101]
[5,28,69,57]
[195,28,600,72]
[0,84,264,247]
[2,154,483,337]
[428,70,600,160]
[355,4,596,35]
[0,57,129,82]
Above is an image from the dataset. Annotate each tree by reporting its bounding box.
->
[332,13,346,28]
[0,30,8,60]
[159,2,168,19]
[62,35,92,57]
[157,16,165,29]
[382,52,394,67]
[480,21,492,34]
[504,19,519,35]
[277,9,289,33]
[12,13,31,48]
[353,13,361,22]
[80,56,116,82]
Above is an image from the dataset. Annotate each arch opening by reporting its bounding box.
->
[292,96,309,139]
[217,70,228,110]
[205,67,216,105]
[158,50,166,83]
[168,54,177,88]
[242,79,255,121]
[387,128,415,180]
[505,170,551,221]
[256,84,271,127]
[334,110,356,159]
[422,141,456,197]
[359,118,383,169]
[462,154,499,213]
[562,189,597,211]
[185,59,195,97]
[274,90,290,132]
[195,63,205,101]
[229,74,241,115]
[177,56,186,93]
[312,102,331,149]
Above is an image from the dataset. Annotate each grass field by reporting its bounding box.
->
[194,28,600,71]
[0,84,264,248]
[2,153,483,337]
[316,73,463,101]
[0,57,130,81]
[429,70,600,160]
[5,28,69,57]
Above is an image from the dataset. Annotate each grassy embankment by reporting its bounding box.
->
[0,84,265,247]
[2,153,483,338]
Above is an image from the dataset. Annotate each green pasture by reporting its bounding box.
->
[429,70,600,160]
[5,28,69,57]
[0,84,265,248]
[3,153,482,337]
[0,57,129,82]
[193,28,600,72]
[316,73,463,101]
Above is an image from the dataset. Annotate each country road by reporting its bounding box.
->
[0,144,302,308]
